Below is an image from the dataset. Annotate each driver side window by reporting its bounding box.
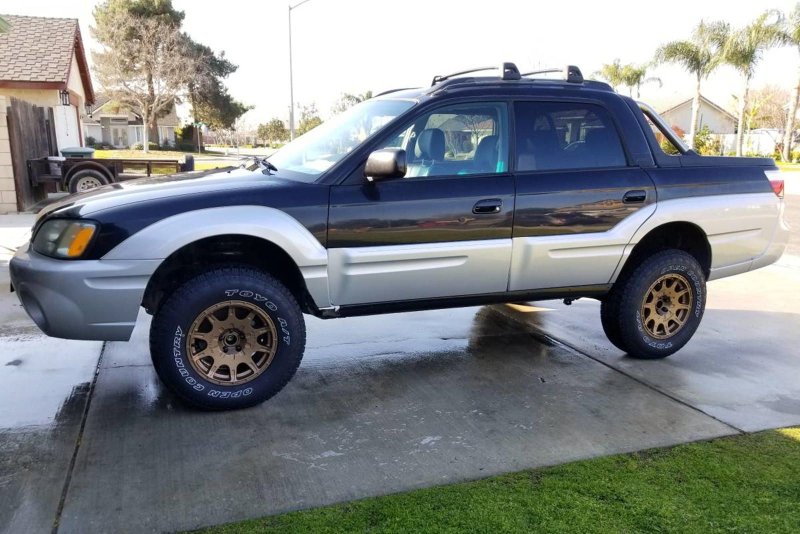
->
[377,102,509,178]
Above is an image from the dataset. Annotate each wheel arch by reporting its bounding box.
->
[64,161,114,185]
[142,234,320,316]
[615,221,712,283]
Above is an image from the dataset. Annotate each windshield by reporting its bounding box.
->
[268,99,415,182]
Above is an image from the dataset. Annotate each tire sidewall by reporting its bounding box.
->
[622,253,706,358]
[69,169,109,194]
[152,271,304,409]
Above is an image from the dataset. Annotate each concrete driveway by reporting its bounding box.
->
[1,197,799,534]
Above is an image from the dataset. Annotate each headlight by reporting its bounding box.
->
[32,219,98,258]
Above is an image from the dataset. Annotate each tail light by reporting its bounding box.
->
[765,170,784,199]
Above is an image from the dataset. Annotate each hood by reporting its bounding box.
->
[39,167,293,219]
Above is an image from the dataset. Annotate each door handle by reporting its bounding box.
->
[623,190,647,203]
[473,198,503,214]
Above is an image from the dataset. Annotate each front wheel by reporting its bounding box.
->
[615,249,706,359]
[149,266,306,410]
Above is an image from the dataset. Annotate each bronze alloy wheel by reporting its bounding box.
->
[187,300,278,386]
[640,273,694,339]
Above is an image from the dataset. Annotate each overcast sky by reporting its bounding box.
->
[4,0,798,128]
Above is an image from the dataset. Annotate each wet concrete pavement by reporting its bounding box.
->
[0,232,103,534]
[1,198,799,533]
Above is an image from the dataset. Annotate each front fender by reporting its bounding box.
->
[102,205,330,307]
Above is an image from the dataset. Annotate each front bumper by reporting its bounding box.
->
[9,246,160,341]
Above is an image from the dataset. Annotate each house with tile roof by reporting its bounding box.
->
[0,14,95,151]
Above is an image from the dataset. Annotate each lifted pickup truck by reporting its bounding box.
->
[9,63,789,410]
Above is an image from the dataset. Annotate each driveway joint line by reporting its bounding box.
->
[51,341,106,534]
[523,324,746,435]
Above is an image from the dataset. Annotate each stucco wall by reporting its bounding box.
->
[661,100,736,135]
[0,95,17,214]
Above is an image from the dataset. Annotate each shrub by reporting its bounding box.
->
[693,126,722,156]
[131,141,161,151]
[85,136,96,146]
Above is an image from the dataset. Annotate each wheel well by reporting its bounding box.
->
[65,161,113,184]
[142,235,318,316]
[618,222,712,281]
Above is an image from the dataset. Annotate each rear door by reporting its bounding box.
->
[510,100,656,291]
[327,101,514,306]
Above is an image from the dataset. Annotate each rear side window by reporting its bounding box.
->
[514,102,627,172]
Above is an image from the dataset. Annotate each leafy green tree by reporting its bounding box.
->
[782,3,800,161]
[655,20,729,149]
[332,91,373,115]
[185,39,250,150]
[722,10,784,156]
[257,118,288,146]
[92,0,190,152]
[297,104,322,135]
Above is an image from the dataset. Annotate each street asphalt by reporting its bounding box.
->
[0,195,798,533]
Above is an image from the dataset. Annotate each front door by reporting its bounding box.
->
[328,102,514,306]
[509,100,656,291]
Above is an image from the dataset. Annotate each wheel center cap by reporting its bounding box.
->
[220,329,244,353]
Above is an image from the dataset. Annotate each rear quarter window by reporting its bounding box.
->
[514,102,627,172]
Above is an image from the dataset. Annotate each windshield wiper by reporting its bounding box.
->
[248,156,278,175]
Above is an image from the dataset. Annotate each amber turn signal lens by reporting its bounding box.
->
[66,226,96,257]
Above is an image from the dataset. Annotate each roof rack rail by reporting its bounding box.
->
[431,62,522,86]
[521,65,584,84]
[374,87,419,97]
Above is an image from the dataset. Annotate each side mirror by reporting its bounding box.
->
[365,148,406,182]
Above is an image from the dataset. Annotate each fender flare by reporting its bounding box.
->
[102,205,330,307]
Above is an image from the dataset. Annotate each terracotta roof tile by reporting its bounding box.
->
[0,14,78,83]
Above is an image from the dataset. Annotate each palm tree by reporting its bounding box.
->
[782,3,800,162]
[723,11,784,156]
[655,20,729,149]
[593,59,627,92]
[621,64,662,98]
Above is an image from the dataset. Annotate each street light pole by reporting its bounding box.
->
[288,0,313,141]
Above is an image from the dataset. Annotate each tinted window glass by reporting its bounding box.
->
[377,102,509,178]
[514,102,627,171]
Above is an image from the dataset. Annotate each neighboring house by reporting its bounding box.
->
[84,95,178,148]
[0,14,95,151]
[658,94,737,134]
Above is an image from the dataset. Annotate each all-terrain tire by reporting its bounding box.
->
[149,266,306,410]
[616,249,706,359]
[600,288,627,352]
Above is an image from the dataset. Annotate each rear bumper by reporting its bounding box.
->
[9,246,159,341]
[750,198,791,272]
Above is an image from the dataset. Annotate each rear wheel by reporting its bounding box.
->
[68,169,109,193]
[614,249,706,359]
[149,266,306,410]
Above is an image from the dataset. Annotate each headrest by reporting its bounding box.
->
[474,135,498,164]
[417,128,445,160]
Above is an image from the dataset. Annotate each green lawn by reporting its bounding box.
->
[777,161,800,172]
[93,149,199,160]
[196,428,800,534]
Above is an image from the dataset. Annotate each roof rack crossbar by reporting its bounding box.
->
[431,66,497,86]
[521,65,584,84]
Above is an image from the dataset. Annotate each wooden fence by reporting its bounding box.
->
[6,97,57,210]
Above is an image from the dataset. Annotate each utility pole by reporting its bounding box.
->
[288,0,313,141]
